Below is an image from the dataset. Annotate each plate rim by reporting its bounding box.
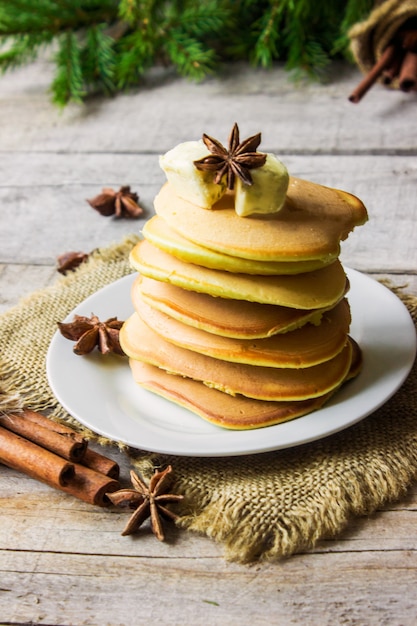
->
[46,268,417,457]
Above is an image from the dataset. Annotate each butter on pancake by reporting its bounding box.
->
[143,215,336,275]
[130,240,348,309]
[136,276,339,338]
[154,178,368,263]
[120,314,353,401]
[133,295,351,368]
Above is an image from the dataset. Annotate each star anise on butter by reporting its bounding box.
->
[194,122,267,190]
[87,186,144,218]
[57,314,125,356]
[107,466,184,541]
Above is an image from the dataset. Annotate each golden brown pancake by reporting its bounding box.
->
[129,360,335,429]
[143,215,336,275]
[134,295,351,368]
[120,314,353,401]
[128,338,362,430]
[154,178,368,262]
[130,240,348,309]
[136,275,345,338]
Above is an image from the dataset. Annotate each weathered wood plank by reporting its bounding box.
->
[1,547,416,626]
[1,54,417,626]
[1,461,417,557]
[1,455,416,624]
[1,59,417,154]
[0,264,57,314]
[1,154,416,272]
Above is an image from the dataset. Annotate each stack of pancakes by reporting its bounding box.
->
[120,176,368,430]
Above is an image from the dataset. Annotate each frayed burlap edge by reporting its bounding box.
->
[348,0,417,88]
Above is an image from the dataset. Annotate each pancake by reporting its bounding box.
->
[136,275,345,338]
[128,340,362,430]
[129,361,334,429]
[134,294,351,368]
[154,178,368,263]
[120,314,354,401]
[130,240,348,309]
[143,215,336,275]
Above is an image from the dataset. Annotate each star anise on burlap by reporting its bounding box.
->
[194,122,267,190]
[87,186,144,218]
[107,466,184,541]
[57,314,125,356]
[57,251,89,274]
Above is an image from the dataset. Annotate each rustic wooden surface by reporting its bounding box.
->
[1,57,417,626]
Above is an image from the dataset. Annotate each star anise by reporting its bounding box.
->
[57,314,125,356]
[107,466,184,540]
[87,186,144,218]
[57,251,89,274]
[194,122,267,190]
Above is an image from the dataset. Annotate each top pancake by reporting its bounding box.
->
[154,177,368,263]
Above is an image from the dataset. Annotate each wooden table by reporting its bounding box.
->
[1,58,416,625]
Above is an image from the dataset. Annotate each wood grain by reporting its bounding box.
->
[0,57,416,626]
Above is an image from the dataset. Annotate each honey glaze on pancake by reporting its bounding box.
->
[120,314,354,401]
[130,240,348,309]
[134,294,352,368]
[154,178,368,262]
[136,275,342,338]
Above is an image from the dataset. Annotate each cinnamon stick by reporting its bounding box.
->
[349,44,397,103]
[19,409,120,478]
[0,408,122,505]
[382,48,405,85]
[399,51,417,91]
[0,425,74,487]
[62,463,120,506]
[81,448,120,479]
[1,411,87,462]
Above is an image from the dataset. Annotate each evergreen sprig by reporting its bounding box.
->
[0,0,374,106]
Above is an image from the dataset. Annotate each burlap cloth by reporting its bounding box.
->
[349,0,417,88]
[1,235,417,563]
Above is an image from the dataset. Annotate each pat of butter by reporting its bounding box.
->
[235,154,289,217]
[159,141,226,209]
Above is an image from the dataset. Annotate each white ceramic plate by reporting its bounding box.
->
[46,269,416,457]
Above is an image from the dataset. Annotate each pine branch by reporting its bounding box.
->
[251,3,286,67]
[115,30,155,89]
[82,25,116,94]
[164,30,217,80]
[0,0,378,105]
[50,31,85,106]
[0,33,54,70]
[332,0,374,56]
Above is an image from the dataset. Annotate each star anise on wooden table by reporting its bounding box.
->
[57,314,125,356]
[108,466,184,540]
[87,185,144,218]
[194,122,267,190]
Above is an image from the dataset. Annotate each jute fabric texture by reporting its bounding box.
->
[349,0,417,88]
[1,237,416,563]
